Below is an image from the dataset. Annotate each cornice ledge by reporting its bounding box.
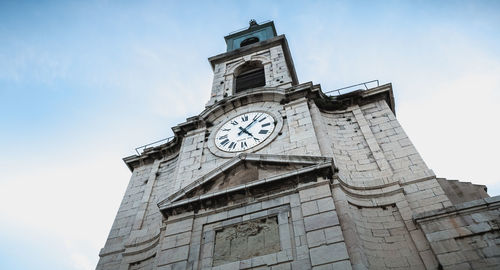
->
[122,83,319,172]
[158,161,333,217]
[413,195,500,223]
[333,178,404,199]
[332,175,401,191]
[158,153,334,207]
[313,83,395,114]
[99,246,125,257]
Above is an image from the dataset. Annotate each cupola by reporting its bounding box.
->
[224,20,277,52]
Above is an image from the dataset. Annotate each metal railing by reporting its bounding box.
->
[135,136,175,155]
[226,20,272,35]
[324,80,379,96]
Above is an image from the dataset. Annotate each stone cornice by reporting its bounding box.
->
[314,83,395,115]
[122,82,395,172]
[157,153,334,217]
[413,196,500,223]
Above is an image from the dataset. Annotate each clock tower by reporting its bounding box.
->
[97,21,500,270]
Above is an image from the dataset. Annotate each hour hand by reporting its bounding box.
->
[238,114,260,135]
[238,126,254,137]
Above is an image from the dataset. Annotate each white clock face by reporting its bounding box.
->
[215,111,276,152]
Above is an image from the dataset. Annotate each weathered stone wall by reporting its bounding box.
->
[282,98,321,156]
[319,100,432,185]
[331,184,440,270]
[321,110,381,180]
[97,163,154,269]
[97,157,179,270]
[99,94,474,269]
[415,196,500,270]
[437,178,489,205]
[175,99,321,193]
[347,204,424,269]
[155,179,352,270]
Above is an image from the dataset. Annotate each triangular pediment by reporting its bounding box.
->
[157,154,334,216]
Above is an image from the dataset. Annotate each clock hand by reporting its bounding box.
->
[238,126,254,137]
[238,113,262,135]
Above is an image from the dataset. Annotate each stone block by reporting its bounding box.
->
[431,239,460,254]
[384,256,409,268]
[291,259,312,270]
[299,185,331,202]
[426,229,459,242]
[309,242,349,266]
[291,206,303,221]
[159,245,189,265]
[317,197,335,212]
[330,260,352,270]
[164,218,193,237]
[301,201,319,217]
[437,251,467,266]
[420,249,439,269]
[306,229,326,247]
[443,262,470,270]
[296,245,309,260]
[410,229,429,252]
[482,245,500,258]
[272,263,291,270]
[312,264,332,270]
[239,259,252,269]
[263,197,284,209]
[304,211,339,232]
[170,261,187,270]
[292,219,306,237]
[325,226,344,244]
[228,207,246,218]
[207,211,228,223]
[214,261,239,270]
[246,202,262,214]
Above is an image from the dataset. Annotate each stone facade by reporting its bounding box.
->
[415,197,500,269]
[97,22,499,270]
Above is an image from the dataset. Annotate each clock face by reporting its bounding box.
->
[215,111,276,152]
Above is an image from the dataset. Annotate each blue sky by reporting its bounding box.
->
[1,1,499,269]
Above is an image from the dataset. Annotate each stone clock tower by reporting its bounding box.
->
[97,21,500,270]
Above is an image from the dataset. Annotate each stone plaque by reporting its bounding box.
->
[213,216,280,266]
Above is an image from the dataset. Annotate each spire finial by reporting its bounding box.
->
[249,19,258,27]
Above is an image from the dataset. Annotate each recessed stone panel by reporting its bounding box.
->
[213,216,280,266]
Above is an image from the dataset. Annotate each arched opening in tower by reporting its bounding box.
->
[235,61,265,93]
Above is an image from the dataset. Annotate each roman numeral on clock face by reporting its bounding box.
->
[220,139,229,146]
[259,129,269,134]
[218,134,228,140]
[230,120,238,125]
[241,141,247,149]
[228,142,236,149]
[261,123,270,127]
[241,115,248,122]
